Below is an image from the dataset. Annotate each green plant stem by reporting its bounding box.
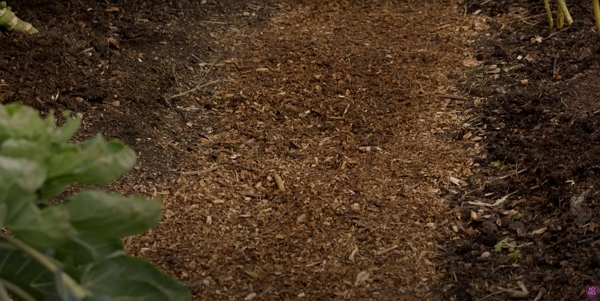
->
[556,0,574,25]
[0,280,11,301]
[0,242,16,250]
[0,2,39,34]
[0,279,35,301]
[593,0,600,38]
[557,4,565,29]
[0,233,90,299]
[543,0,554,28]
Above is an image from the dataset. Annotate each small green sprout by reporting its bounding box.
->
[508,252,521,260]
[490,161,501,168]
[494,238,511,252]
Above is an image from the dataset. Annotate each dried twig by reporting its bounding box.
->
[476,291,504,301]
[170,61,218,99]
[497,169,527,180]
[467,191,518,208]
[169,80,220,99]
[374,245,398,256]
[179,165,219,176]
[496,281,529,298]
[544,234,573,249]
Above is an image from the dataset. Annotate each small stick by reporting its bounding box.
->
[544,234,572,249]
[169,61,218,99]
[545,26,569,39]
[497,169,527,180]
[180,165,219,176]
[477,291,504,301]
[374,245,398,256]
[169,80,220,99]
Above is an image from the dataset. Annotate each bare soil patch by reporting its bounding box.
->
[440,1,600,300]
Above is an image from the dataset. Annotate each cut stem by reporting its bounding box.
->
[556,0,574,26]
[543,0,554,28]
[557,3,564,29]
[0,2,39,34]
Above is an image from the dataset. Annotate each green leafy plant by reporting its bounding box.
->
[0,2,38,34]
[490,160,501,168]
[493,237,531,261]
[0,103,191,300]
[494,238,511,252]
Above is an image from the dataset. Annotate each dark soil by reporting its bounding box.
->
[2,0,600,300]
[441,1,600,300]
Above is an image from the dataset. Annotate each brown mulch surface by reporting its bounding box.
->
[2,0,600,300]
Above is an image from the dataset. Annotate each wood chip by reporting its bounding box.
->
[359,146,382,152]
[273,173,285,191]
[354,270,370,286]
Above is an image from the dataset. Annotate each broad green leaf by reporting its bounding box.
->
[0,157,45,229]
[0,104,80,147]
[56,234,123,269]
[0,139,51,163]
[81,255,191,301]
[55,268,84,301]
[72,139,136,184]
[4,190,37,227]
[10,206,76,249]
[0,248,60,301]
[50,111,82,144]
[65,190,162,239]
[46,136,106,179]
[37,181,69,201]
[0,104,49,144]
[46,136,136,185]
[0,156,45,194]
